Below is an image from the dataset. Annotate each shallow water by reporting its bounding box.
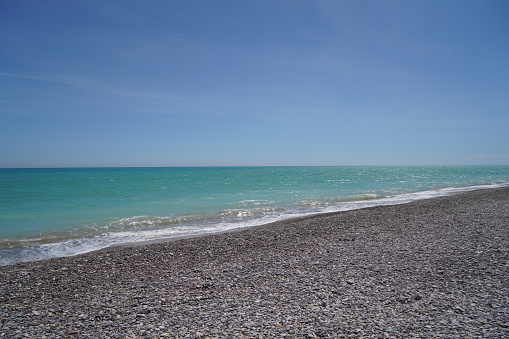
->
[1,166,508,265]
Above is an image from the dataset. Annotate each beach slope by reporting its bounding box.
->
[1,187,508,338]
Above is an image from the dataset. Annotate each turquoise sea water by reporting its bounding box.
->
[1,166,509,266]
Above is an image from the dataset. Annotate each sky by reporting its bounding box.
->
[1,0,508,167]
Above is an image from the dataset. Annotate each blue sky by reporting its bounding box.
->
[1,0,508,167]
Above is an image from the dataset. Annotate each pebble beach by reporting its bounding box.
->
[1,187,508,338]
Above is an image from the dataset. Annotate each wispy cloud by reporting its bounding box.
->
[0,72,306,114]
[1,71,133,99]
[0,71,108,90]
[0,72,62,83]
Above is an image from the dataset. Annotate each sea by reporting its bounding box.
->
[1,166,508,266]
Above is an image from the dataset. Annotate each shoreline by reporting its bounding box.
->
[3,182,508,267]
[96,183,509,256]
[1,187,508,337]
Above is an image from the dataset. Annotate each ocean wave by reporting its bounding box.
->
[1,182,508,266]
